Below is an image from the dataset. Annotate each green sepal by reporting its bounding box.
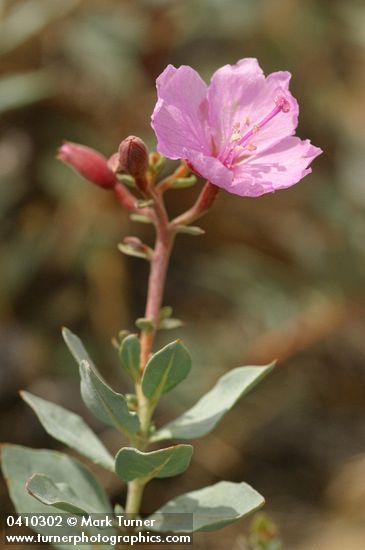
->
[148,481,264,533]
[118,334,141,382]
[152,363,275,442]
[141,340,191,401]
[20,391,114,471]
[114,444,193,482]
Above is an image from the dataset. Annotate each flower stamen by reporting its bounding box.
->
[222,95,291,167]
[236,95,291,148]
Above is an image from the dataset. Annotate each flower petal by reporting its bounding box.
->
[230,137,322,197]
[208,60,300,158]
[207,58,265,153]
[155,64,178,92]
[151,65,211,159]
[183,148,233,190]
[243,71,299,154]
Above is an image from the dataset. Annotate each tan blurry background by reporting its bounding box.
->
[1,0,365,548]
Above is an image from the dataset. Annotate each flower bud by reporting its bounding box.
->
[57,142,116,189]
[116,136,149,190]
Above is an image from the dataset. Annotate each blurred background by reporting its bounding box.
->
[1,0,365,548]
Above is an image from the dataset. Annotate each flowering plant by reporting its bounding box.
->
[1,59,321,547]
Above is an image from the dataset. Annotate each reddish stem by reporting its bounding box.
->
[139,190,173,371]
[171,181,219,227]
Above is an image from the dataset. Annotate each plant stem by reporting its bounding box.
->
[139,189,173,372]
[171,181,219,227]
[125,479,145,516]
[124,174,218,517]
[125,187,173,516]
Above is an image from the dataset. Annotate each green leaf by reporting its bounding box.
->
[115,445,193,482]
[62,328,139,436]
[136,317,155,332]
[176,225,205,236]
[170,175,197,189]
[117,174,136,187]
[148,481,264,532]
[118,242,152,261]
[26,474,97,515]
[62,326,98,372]
[119,334,141,382]
[20,391,114,471]
[159,318,185,330]
[141,340,192,401]
[157,307,184,330]
[152,363,275,442]
[159,306,173,321]
[136,199,154,208]
[80,360,140,436]
[130,213,152,224]
[1,445,111,547]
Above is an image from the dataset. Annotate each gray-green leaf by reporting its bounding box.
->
[26,474,98,515]
[152,363,274,442]
[62,327,97,371]
[119,334,141,382]
[136,317,155,332]
[80,360,140,436]
[148,481,264,532]
[141,340,192,401]
[158,318,185,330]
[130,213,152,224]
[118,242,152,260]
[176,225,205,236]
[115,445,193,482]
[21,391,114,471]
[1,445,111,548]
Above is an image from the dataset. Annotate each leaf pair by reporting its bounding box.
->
[1,445,264,534]
[141,340,192,402]
[120,334,192,400]
[2,327,274,536]
[115,445,193,482]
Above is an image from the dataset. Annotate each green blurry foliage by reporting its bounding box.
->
[1,0,365,548]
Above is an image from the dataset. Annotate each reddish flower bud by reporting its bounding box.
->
[116,136,149,190]
[57,142,116,189]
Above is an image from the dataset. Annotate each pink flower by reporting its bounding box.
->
[151,58,322,197]
[57,142,116,189]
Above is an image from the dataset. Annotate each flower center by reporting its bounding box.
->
[221,95,291,167]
